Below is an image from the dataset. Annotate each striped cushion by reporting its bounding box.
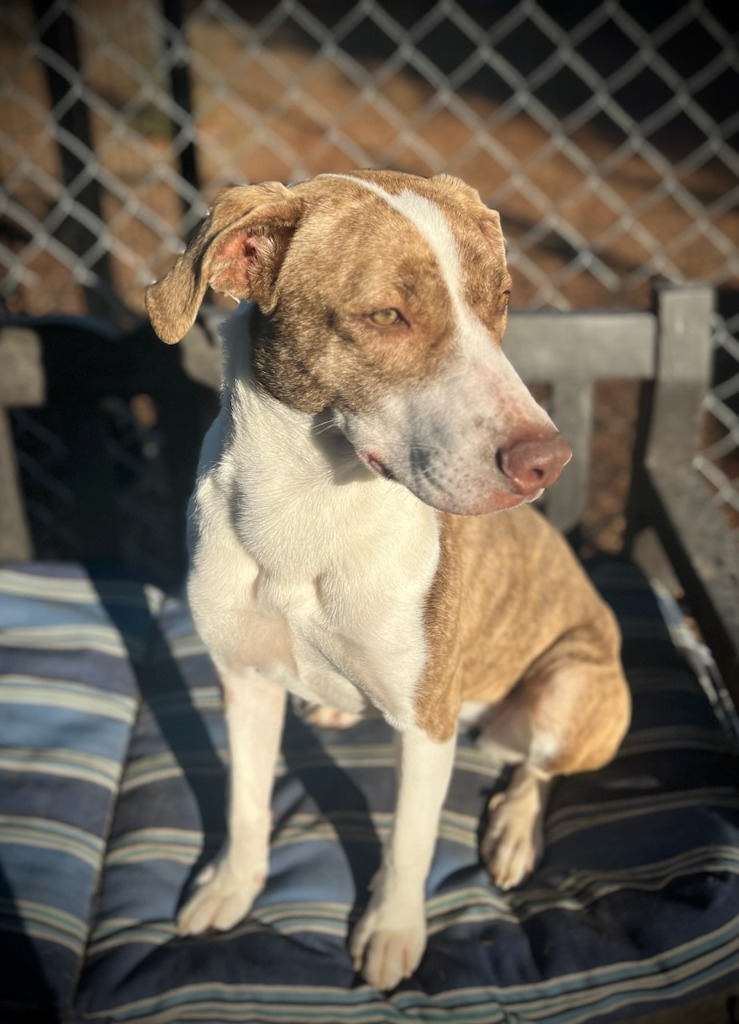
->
[0,565,153,1022]
[2,561,739,1022]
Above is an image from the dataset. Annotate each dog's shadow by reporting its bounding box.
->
[88,569,227,884]
[280,709,382,929]
[90,569,380,933]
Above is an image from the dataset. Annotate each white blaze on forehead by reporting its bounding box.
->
[323,173,481,339]
[324,174,542,420]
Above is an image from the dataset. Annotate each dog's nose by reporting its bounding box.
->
[497,433,572,496]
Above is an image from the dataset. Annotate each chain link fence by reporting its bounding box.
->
[1,0,737,574]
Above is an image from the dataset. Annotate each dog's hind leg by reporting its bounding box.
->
[476,687,553,890]
[481,762,552,890]
[477,655,629,890]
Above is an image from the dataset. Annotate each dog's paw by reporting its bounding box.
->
[304,704,362,729]
[481,789,544,891]
[176,856,266,936]
[350,893,426,991]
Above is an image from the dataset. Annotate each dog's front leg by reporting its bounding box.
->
[177,665,286,935]
[350,726,456,991]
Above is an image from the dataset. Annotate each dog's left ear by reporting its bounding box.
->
[146,182,303,344]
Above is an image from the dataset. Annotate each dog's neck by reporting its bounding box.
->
[221,303,370,486]
[211,303,439,580]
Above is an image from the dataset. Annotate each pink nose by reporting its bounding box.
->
[497,433,572,496]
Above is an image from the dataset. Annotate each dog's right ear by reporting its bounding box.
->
[145,182,302,344]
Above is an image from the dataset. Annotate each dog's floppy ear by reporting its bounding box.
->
[145,181,302,344]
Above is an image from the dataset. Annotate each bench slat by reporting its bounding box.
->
[507,312,656,380]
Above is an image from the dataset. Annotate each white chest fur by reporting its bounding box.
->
[187,310,441,728]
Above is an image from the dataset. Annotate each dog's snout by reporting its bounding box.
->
[497,433,572,496]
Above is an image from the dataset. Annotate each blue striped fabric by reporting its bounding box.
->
[0,565,152,1022]
[2,560,739,1022]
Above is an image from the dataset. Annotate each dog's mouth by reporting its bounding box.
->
[363,451,396,481]
[359,446,533,515]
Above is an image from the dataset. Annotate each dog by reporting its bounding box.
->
[145,170,631,992]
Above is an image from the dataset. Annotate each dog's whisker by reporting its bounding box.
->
[310,425,338,440]
[310,419,338,437]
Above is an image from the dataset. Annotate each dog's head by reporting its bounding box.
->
[146,170,570,515]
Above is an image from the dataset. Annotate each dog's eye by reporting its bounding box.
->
[496,291,511,314]
[368,308,403,327]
